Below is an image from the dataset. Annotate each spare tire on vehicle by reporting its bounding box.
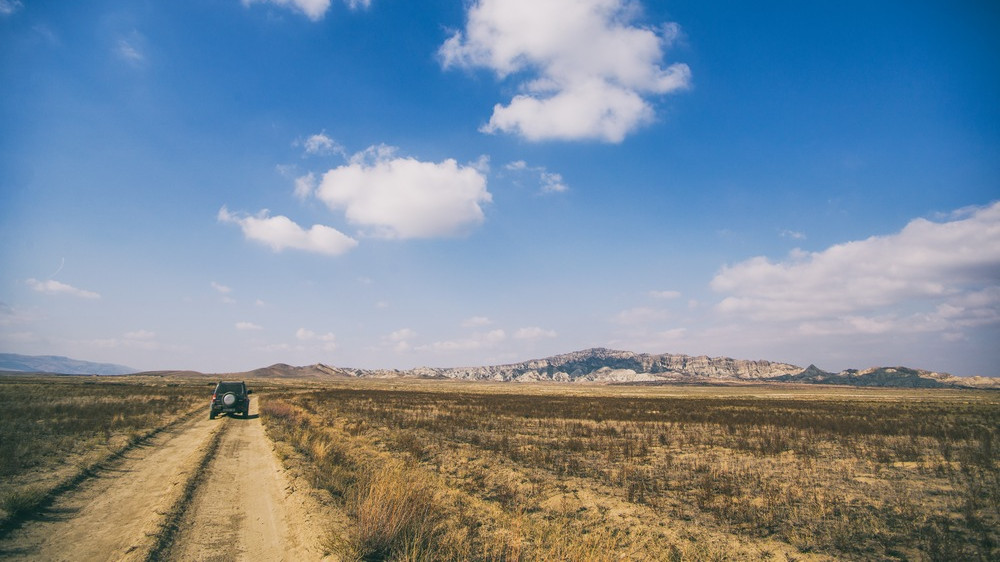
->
[223,393,236,406]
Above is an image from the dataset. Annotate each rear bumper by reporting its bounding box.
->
[210,402,248,413]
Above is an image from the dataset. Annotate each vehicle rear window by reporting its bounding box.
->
[216,383,243,393]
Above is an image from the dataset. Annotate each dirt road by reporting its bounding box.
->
[0,398,335,561]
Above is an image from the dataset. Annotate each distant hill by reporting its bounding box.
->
[772,364,1000,389]
[243,363,354,379]
[0,353,135,375]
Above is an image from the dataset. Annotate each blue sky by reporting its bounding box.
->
[1,0,998,375]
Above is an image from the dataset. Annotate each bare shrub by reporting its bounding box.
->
[0,486,46,520]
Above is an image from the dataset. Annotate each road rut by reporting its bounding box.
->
[0,398,335,561]
[166,400,323,561]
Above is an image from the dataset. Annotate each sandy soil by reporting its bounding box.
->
[0,398,335,561]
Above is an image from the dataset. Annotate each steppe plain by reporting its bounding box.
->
[0,374,997,560]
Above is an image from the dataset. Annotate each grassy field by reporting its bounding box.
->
[0,376,208,526]
[260,380,1000,561]
[1,375,995,559]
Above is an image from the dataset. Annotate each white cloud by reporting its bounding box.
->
[387,328,416,352]
[0,302,36,326]
[0,0,23,16]
[236,322,263,331]
[504,160,568,193]
[123,329,155,340]
[316,145,491,239]
[259,342,294,353]
[486,329,508,343]
[296,328,337,350]
[26,278,100,299]
[211,281,232,294]
[389,328,417,342]
[470,155,491,174]
[780,229,806,240]
[301,133,343,157]
[482,80,660,143]
[440,0,691,142]
[0,331,40,344]
[92,330,175,352]
[294,173,317,200]
[115,39,146,66]
[422,329,507,352]
[649,290,681,299]
[540,171,568,193]
[242,0,331,20]
[711,201,1000,337]
[296,328,336,341]
[657,327,687,340]
[613,307,668,325]
[462,316,492,328]
[513,326,557,340]
[218,206,358,255]
[210,282,235,304]
[242,0,368,20]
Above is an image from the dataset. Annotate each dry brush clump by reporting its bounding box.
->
[262,383,999,560]
[260,397,459,560]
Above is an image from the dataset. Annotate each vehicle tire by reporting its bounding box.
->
[209,410,216,419]
[243,408,249,418]
[222,392,236,407]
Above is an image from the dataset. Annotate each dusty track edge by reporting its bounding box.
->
[0,406,206,541]
[145,421,229,561]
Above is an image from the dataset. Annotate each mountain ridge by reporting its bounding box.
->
[349,348,802,382]
[332,348,997,389]
[5,349,996,389]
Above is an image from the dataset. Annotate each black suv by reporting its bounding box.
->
[209,381,252,419]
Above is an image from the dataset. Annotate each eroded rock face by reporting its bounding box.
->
[356,348,802,383]
[322,348,997,389]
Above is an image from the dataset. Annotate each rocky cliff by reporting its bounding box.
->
[343,348,998,389]
[354,348,802,383]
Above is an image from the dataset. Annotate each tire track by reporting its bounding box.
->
[0,406,204,542]
[146,421,229,561]
[164,398,334,561]
[0,397,337,562]
[0,412,224,561]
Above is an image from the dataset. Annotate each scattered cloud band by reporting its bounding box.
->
[711,201,1000,337]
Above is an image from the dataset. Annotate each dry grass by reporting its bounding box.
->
[0,376,207,528]
[261,380,999,561]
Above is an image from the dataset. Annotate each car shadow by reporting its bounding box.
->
[230,413,259,420]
